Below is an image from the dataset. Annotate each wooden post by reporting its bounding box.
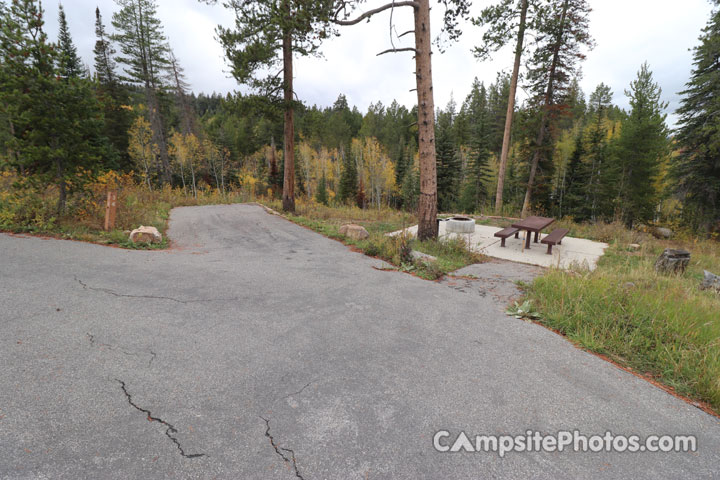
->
[104,190,117,231]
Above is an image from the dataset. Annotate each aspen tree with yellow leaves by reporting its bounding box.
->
[128,117,156,190]
[168,131,201,198]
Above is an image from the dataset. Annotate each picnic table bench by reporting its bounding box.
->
[541,228,569,254]
[494,227,520,247]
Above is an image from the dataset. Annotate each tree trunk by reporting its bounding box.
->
[281,30,296,213]
[145,88,172,185]
[414,0,438,240]
[495,0,528,215]
[190,163,197,198]
[521,0,569,217]
[179,160,187,195]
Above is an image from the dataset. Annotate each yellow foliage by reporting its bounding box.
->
[352,137,395,207]
[128,117,156,187]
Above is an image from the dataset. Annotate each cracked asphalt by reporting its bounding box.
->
[1,203,719,479]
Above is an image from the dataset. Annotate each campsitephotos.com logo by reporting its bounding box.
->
[433,430,698,457]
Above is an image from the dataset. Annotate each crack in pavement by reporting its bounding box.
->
[87,333,155,366]
[282,381,315,400]
[75,276,237,305]
[260,416,305,479]
[116,379,205,459]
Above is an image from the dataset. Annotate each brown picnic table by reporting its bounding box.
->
[511,216,555,250]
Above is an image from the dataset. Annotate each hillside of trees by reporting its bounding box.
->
[1,0,719,236]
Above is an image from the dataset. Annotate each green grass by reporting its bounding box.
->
[413,237,484,273]
[524,236,720,413]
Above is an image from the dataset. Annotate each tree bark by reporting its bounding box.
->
[521,0,569,217]
[414,0,438,240]
[495,0,528,215]
[281,29,296,213]
[135,1,171,186]
[145,89,172,185]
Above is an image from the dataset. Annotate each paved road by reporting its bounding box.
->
[1,204,718,479]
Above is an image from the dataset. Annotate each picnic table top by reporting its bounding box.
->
[511,216,555,231]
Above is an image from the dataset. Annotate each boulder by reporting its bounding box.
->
[700,271,720,292]
[411,250,437,262]
[651,227,673,239]
[339,224,369,240]
[654,248,690,274]
[129,225,162,244]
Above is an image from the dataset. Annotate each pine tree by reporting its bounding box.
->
[401,161,420,213]
[112,0,173,184]
[94,7,116,85]
[458,81,492,213]
[560,131,587,219]
[486,73,511,155]
[94,7,131,171]
[617,63,669,226]
[584,83,615,221]
[337,145,358,204]
[472,0,550,213]
[216,0,339,213]
[168,49,197,136]
[57,4,83,79]
[0,0,108,212]
[459,139,492,214]
[674,2,720,231]
[436,104,460,212]
[315,172,329,205]
[521,0,594,216]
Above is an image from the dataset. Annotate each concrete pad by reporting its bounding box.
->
[390,222,608,270]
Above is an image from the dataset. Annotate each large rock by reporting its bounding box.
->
[654,248,690,274]
[339,224,369,240]
[411,250,437,262]
[129,225,162,244]
[651,227,673,239]
[700,271,720,292]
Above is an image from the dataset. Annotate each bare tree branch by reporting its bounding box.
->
[335,1,419,26]
[377,47,417,56]
[389,1,396,50]
[398,29,415,38]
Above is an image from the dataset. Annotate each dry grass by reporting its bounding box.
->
[0,171,251,247]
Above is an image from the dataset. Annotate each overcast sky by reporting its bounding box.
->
[43,0,714,126]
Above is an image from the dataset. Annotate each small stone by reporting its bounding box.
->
[623,282,636,290]
[129,226,162,244]
[654,248,691,274]
[628,243,641,251]
[651,227,673,239]
[700,271,720,292]
[411,250,437,262]
[339,224,369,240]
